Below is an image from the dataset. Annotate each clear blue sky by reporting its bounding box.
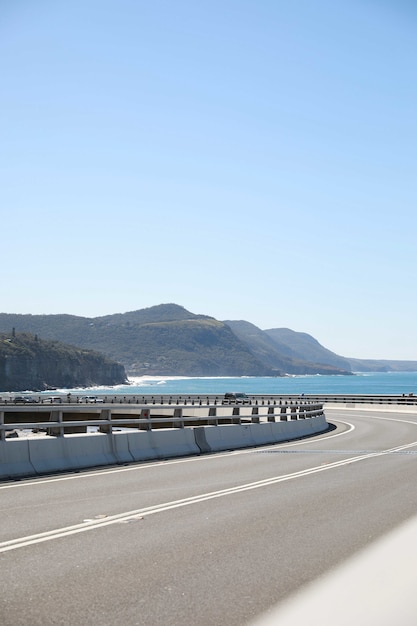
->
[1,1,416,360]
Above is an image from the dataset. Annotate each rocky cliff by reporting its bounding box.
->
[0,332,127,391]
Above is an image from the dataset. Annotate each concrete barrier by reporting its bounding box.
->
[125,430,162,461]
[0,415,329,478]
[112,432,135,463]
[194,427,211,453]
[61,434,116,470]
[125,428,201,461]
[300,414,327,436]
[27,437,72,474]
[0,439,34,479]
[28,434,117,474]
[202,424,257,451]
[324,402,417,413]
[151,428,201,458]
[266,415,327,442]
[202,416,328,453]
[250,423,285,446]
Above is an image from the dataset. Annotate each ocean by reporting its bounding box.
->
[57,371,417,397]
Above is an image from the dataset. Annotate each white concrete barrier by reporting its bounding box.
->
[124,428,201,461]
[302,414,327,435]
[0,415,328,478]
[272,414,327,440]
[27,437,72,474]
[151,428,201,458]
[63,434,117,469]
[29,434,117,474]
[125,431,161,461]
[0,440,35,479]
[112,432,135,463]
[203,424,257,451]
[250,422,286,445]
[325,402,417,413]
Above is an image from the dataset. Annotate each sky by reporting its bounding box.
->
[1,0,417,360]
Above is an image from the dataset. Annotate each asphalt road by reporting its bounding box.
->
[1,406,417,625]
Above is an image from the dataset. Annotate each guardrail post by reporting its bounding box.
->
[208,406,217,425]
[0,411,4,441]
[139,408,151,431]
[280,405,288,421]
[298,404,305,419]
[47,410,64,437]
[174,407,184,428]
[290,405,297,420]
[232,406,240,424]
[99,409,112,433]
[251,406,259,423]
[267,406,275,422]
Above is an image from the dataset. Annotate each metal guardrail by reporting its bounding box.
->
[2,393,416,406]
[1,391,414,440]
[0,402,324,440]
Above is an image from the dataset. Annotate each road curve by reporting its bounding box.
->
[1,406,417,625]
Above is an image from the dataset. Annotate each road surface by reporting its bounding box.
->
[1,406,417,625]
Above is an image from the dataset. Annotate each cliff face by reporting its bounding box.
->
[0,332,127,391]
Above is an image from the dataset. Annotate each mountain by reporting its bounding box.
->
[262,329,417,373]
[0,331,127,391]
[0,306,273,377]
[0,304,414,378]
[264,328,352,371]
[223,321,352,375]
[347,358,417,372]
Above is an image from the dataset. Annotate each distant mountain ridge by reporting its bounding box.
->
[0,304,415,377]
[264,328,352,371]
[0,306,272,377]
[222,320,351,375]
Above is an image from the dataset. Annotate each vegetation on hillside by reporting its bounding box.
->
[0,331,127,391]
[0,303,413,377]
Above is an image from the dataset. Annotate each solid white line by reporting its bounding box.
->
[1,435,416,554]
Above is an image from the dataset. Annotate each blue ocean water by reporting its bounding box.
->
[64,371,417,397]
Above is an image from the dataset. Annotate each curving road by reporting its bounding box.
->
[1,406,417,625]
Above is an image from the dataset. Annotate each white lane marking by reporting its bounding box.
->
[0,420,355,490]
[357,414,417,426]
[1,436,416,554]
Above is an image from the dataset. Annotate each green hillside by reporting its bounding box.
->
[224,320,352,375]
[264,328,352,371]
[0,307,273,377]
[1,303,411,377]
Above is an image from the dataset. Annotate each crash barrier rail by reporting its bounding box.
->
[0,408,329,479]
[2,393,417,406]
[0,402,324,440]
